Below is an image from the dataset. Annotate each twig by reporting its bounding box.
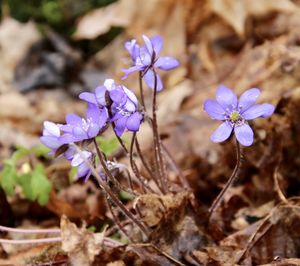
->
[208,139,242,222]
[273,165,288,204]
[0,237,62,245]
[132,243,185,266]
[0,225,60,235]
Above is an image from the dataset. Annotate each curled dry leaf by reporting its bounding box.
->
[73,2,130,40]
[208,0,296,37]
[60,215,105,266]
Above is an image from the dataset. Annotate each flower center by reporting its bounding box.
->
[230,111,240,122]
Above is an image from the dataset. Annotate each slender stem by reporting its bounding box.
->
[208,139,241,221]
[89,141,150,239]
[139,71,146,111]
[0,237,62,245]
[161,143,190,190]
[135,137,156,182]
[94,140,135,196]
[130,133,156,194]
[152,70,168,193]
[105,197,134,243]
[0,225,60,234]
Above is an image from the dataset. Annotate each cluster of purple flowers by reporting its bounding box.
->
[40,80,143,179]
[41,33,276,182]
[41,34,180,180]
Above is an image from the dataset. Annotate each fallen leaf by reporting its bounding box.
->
[60,215,105,266]
[209,0,296,36]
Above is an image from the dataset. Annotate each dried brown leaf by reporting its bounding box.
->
[209,0,296,36]
[61,215,105,266]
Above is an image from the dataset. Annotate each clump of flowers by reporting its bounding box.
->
[204,85,275,146]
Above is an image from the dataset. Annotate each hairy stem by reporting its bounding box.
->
[135,137,157,183]
[152,71,168,193]
[105,196,134,243]
[130,133,155,193]
[139,71,146,111]
[90,141,150,239]
[208,139,241,221]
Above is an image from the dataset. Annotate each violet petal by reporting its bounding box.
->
[211,122,233,143]
[204,100,226,120]
[242,104,275,120]
[234,124,254,146]
[239,88,260,112]
[216,85,238,110]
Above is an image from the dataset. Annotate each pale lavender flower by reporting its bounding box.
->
[204,85,275,146]
[59,103,108,144]
[40,121,62,154]
[122,35,179,91]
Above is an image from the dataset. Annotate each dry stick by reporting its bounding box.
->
[0,237,62,245]
[161,142,190,190]
[273,166,288,204]
[237,213,273,263]
[105,196,134,243]
[0,225,60,234]
[89,141,150,239]
[208,139,242,222]
[132,243,185,266]
[130,133,157,194]
[152,71,168,193]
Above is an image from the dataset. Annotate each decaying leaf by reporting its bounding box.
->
[73,2,130,40]
[208,0,296,37]
[60,215,105,266]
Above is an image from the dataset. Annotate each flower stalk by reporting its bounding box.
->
[208,139,242,221]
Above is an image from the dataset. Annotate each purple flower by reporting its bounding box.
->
[110,84,143,136]
[79,79,143,137]
[59,103,108,144]
[204,85,275,146]
[122,35,179,91]
[40,121,63,154]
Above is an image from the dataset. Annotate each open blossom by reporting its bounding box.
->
[204,85,275,146]
[122,35,179,91]
[79,79,143,137]
[40,121,63,154]
[59,104,108,144]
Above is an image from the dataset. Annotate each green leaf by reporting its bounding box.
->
[0,160,17,196]
[96,136,120,156]
[11,146,30,162]
[31,165,52,206]
[31,144,51,158]
[119,190,133,201]
[17,173,34,200]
